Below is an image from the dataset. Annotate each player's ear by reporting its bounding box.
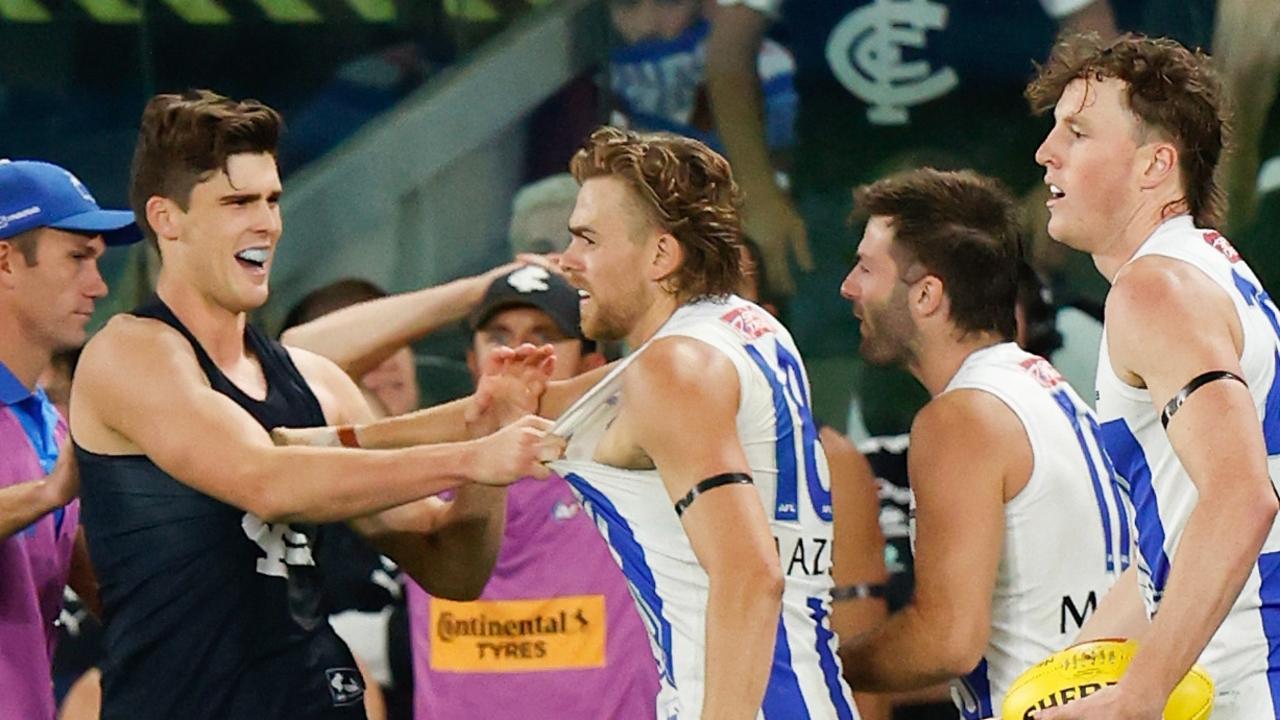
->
[651,232,683,284]
[146,195,182,246]
[912,274,944,318]
[0,239,17,286]
[0,231,38,287]
[1140,140,1179,191]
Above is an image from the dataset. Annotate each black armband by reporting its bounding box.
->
[1160,370,1247,429]
[830,583,888,602]
[673,472,754,518]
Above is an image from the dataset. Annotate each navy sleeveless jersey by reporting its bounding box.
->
[77,297,367,720]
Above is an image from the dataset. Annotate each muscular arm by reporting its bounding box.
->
[70,317,548,525]
[822,427,891,720]
[0,444,76,539]
[291,350,509,601]
[279,352,609,450]
[280,263,517,378]
[842,390,1025,691]
[1071,259,1278,711]
[627,337,783,719]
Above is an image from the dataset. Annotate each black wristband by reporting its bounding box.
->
[830,583,888,602]
[673,472,754,517]
[1160,370,1246,429]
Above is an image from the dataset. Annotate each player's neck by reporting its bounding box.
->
[625,292,681,347]
[913,332,1005,397]
[1093,191,1188,283]
[155,273,250,367]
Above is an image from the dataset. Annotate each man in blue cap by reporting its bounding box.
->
[0,158,141,720]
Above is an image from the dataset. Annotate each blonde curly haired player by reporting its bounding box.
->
[284,127,861,719]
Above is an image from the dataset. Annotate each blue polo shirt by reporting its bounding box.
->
[0,359,77,720]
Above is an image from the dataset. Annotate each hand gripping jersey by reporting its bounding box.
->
[550,296,858,720]
[1096,215,1280,719]
[938,343,1125,719]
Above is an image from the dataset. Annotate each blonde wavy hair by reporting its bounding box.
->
[570,126,745,301]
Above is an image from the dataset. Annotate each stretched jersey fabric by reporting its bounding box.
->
[0,362,74,720]
[76,297,366,720]
[941,343,1124,719]
[550,296,857,720]
[1096,216,1280,719]
[408,472,659,719]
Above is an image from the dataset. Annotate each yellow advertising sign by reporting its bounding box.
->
[429,594,607,673]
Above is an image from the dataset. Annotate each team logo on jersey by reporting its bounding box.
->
[1020,356,1064,389]
[720,305,773,340]
[1202,230,1241,263]
[824,0,958,125]
[241,513,316,578]
[324,668,365,706]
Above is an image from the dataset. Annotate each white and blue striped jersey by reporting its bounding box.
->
[550,296,858,720]
[939,343,1124,719]
[1096,215,1280,720]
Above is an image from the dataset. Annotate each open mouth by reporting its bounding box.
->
[1048,184,1066,201]
[235,247,270,270]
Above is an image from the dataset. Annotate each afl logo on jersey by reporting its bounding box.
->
[824,0,958,125]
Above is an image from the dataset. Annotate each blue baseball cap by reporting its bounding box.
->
[0,159,141,246]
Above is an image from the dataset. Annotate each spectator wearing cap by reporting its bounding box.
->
[280,263,659,717]
[0,159,142,720]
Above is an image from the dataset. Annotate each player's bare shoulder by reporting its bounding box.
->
[71,314,204,451]
[910,387,1030,498]
[912,389,1021,445]
[1107,255,1242,380]
[626,335,736,397]
[1110,256,1234,333]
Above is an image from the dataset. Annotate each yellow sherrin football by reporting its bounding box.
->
[1001,639,1214,720]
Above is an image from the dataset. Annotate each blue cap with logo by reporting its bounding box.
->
[0,159,141,246]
